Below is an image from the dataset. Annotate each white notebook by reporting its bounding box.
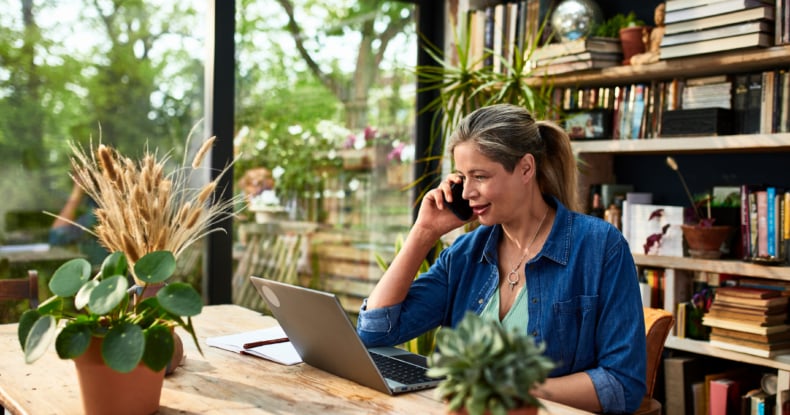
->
[206,325,302,365]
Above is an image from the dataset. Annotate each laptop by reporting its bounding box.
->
[249,276,442,395]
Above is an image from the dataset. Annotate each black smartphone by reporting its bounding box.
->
[443,181,473,221]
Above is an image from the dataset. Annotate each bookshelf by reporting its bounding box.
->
[452,0,790,412]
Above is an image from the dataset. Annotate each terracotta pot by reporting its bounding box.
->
[73,336,166,415]
[448,406,538,415]
[681,225,734,259]
[619,26,647,65]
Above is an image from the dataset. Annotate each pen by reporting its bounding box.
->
[242,337,289,349]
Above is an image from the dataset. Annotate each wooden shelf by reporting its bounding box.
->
[529,45,790,88]
[572,133,790,155]
[633,254,790,280]
[665,336,790,371]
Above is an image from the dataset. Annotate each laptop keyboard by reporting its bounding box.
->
[369,352,437,385]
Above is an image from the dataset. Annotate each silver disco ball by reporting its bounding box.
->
[550,0,603,42]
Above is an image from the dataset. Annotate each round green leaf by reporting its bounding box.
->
[133,251,176,284]
[100,251,128,279]
[49,258,92,297]
[102,323,145,373]
[156,282,203,317]
[36,295,64,315]
[75,279,100,311]
[55,323,92,359]
[142,325,174,372]
[17,309,41,349]
[23,315,57,364]
[88,275,129,315]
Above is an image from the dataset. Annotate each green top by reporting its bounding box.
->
[481,283,529,333]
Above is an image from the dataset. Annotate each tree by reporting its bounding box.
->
[274,0,414,129]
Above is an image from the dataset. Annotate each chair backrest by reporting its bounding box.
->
[0,270,39,309]
[635,307,674,415]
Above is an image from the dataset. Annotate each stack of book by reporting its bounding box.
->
[660,0,775,60]
[531,37,622,76]
[703,286,790,357]
[681,75,733,109]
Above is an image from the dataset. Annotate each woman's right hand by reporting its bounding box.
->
[413,174,474,236]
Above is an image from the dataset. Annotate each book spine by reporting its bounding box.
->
[768,187,777,257]
[745,72,763,134]
[741,184,753,260]
[757,190,768,257]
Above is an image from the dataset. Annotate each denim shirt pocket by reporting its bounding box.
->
[553,295,598,372]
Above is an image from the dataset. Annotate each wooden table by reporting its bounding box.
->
[0,304,592,414]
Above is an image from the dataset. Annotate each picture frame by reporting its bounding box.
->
[563,109,613,140]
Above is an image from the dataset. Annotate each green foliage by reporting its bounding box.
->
[18,250,202,373]
[427,312,555,415]
[414,14,557,192]
[593,12,646,38]
[374,234,444,355]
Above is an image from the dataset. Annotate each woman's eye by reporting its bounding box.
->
[473,176,486,182]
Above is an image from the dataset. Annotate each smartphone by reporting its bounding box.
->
[443,181,473,221]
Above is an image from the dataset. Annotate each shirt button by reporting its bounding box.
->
[531,298,538,304]
[478,298,483,304]
[532,331,538,337]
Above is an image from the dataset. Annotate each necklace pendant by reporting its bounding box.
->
[508,280,517,291]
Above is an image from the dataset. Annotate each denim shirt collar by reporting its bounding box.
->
[479,195,572,268]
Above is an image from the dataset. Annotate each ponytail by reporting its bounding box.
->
[536,121,579,212]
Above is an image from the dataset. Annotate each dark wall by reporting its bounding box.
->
[597,0,665,26]
[613,153,790,206]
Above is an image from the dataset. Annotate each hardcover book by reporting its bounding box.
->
[659,32,773,60]
[661,20,773,47]
[665,6,775,35]
[665,0,774,24]
[532,37,621,61]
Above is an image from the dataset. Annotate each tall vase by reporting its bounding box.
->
[73,336,165,415]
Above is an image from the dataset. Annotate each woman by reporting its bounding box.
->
[357,104,646,413]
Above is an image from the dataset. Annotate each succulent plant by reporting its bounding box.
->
[427,312,555,415]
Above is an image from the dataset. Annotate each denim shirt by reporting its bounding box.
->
[357,196,646,413]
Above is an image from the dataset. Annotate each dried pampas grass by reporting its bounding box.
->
[64,133,238,264]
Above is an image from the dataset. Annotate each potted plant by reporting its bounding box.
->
[427,312,555,415]
[666,156,734,259]
[16,135,236,415]
[593,11,647,65]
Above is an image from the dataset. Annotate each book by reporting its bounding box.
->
[709,378,741,415]
[661,20,774,47]
[534,51,621,67]
[714,293,789,308]
[665,6,775,35]
[745,71,764,134]
[664,355,708,415]
[206,326,302,365]
[665,0,774,24]
[710,326,790,343]
[702,316,790,334]
[532,36,621,61]
[710,339,790,357]
[659,32,773,60]
[709,333,790,352]
[532,58,619,76]
[706,307,787,325]
[715,286,782,299]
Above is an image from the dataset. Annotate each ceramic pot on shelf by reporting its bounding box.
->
[680,224,734,259]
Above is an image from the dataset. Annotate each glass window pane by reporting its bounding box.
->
[0,1,206,321]
[233,1,417,315]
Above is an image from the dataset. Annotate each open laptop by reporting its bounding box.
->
[249,276,442,395]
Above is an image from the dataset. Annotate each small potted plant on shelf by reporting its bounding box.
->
[666,156,734,259]
[593,11,647,65]
[17,135,237,415]
[427,312,555,415]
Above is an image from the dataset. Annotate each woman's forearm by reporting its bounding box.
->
[365,225,441,309]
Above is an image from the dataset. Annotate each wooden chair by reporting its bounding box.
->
[232,223,314,312]
[0,269,39,309]
[635,307,674,415]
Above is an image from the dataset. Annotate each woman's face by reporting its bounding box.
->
[452,141,526,226]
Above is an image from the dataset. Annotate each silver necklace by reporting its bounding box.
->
[505,208,548,291]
